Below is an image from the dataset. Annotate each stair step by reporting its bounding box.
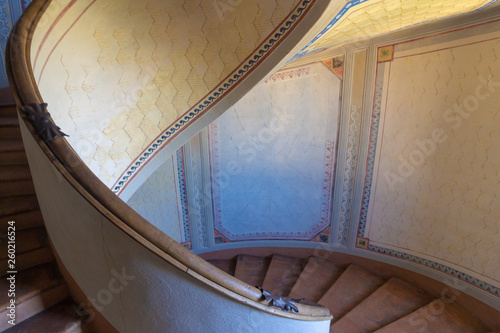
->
[0,210,44,231]
[0,151,28,166]
[0,195,39,217]
[318,264,385,324]
[0,180,35,197]
[0,247,55,276]
[332,276,434,332]
[261,255,306,296]
[207,259,236,276]
[288,257,344,302]
[375,299,489,333]
[0,140,24,153]
[0,126,21,140]
[0,165,32,182]
[0,105,18,117]
[3,298,85,333]
[234,255,270,287]
[0,117,19,127]
[0,263,68,331]
[0,227,49,260]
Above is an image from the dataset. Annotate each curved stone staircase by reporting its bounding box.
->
[0,104,86,332]
[208,254,497,333]
[2,101,499,332]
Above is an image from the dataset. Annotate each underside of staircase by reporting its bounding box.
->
[208,254,498,333]
[0,104,88,332]
[2,100,499,332]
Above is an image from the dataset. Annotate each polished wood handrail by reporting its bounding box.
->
[7,0,332,321]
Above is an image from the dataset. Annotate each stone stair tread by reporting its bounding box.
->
[0,105,18,117]
[0,151,29,166]
[261,254,306,296]
[318,264,385,324]
[0,180,35,197]
[331,276,434,332]
[289,256,344,302]
[207,259,236,276]
[0,226,48,260]
[0,140,24,153]
[0,263,68,331]
[0,117,19,127]
[0,165,32,182]
[0,126,22,139]
[234,254,270,287]
[0,247,55,276]
[0,195,39,217]
[3,298,85,333]
[0,210,44,231]
[374,299,490,333]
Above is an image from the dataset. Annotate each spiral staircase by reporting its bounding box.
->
[1,99,500,332]
[0,102,87,332]
[2,0,500,332]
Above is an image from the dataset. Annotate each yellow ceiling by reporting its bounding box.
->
[302,0,494,54]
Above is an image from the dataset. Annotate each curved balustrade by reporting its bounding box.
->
[6,0,338,331]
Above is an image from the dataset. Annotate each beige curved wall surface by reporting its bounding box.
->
[30,0,301,188]
[20,110,330,333]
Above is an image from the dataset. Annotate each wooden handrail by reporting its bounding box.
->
[7,0,332,321]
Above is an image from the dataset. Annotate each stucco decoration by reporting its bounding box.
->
[359,19,500,296]
[31,0,303,189]
[209,62,341,242]
[291,0,498,61]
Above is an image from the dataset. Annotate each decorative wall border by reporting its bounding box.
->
[176,148,191,249]
[358,61,385,238]
[112,0,316,195]
[264,65,311,84]
[337,105,361,246]
[368,244,500,297]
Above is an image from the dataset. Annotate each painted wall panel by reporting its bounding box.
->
[358,20,500,296]
[209,62,341,241]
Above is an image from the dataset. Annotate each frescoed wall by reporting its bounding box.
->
[209,62,342,242]
[358,19,500,297]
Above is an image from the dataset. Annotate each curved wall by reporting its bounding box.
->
[19,118,330,333]
[131,8,500,311]
[30,0,303,188]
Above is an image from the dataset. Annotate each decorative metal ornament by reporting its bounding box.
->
[257,287,304,313]
[22,103,68,141]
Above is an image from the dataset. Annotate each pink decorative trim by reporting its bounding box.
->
[264,66,311,84]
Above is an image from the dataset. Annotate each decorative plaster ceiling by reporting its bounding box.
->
[293,0,498,60]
